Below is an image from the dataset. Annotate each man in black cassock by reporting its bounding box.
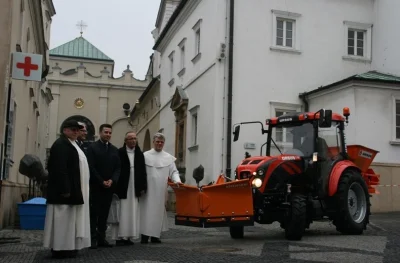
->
[86,124,121,249]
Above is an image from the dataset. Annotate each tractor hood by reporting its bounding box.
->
[235,155,306,192]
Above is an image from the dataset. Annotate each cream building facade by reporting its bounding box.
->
[0,0,56,229]
[47,36,150,151]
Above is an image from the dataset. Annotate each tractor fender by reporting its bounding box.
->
[328,160,361,196]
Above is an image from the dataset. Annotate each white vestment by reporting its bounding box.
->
[43,140,91,251]
[140,149,181,238]
[111,147,140,240]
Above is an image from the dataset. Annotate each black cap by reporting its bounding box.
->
[63,120,84,129]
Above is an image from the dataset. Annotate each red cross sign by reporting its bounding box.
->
[12,52,43,82]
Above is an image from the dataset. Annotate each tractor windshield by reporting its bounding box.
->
[271,122,315,157]
[270,121,343,159]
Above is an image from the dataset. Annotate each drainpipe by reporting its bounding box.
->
[226,0,234,178]
[299,92,309,111]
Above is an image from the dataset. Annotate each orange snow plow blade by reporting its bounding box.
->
[347,144,380,194]
[168,175,254,228]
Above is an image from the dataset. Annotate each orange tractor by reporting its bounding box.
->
[168,108,380,241]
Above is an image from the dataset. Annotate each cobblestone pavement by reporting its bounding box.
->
[0,212,398,263]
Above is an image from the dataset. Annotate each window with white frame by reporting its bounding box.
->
[347,29,365,57]
[396,99,400,140]
[276,18,294,47]
[269,101,302,144]
[271,10,301,53]
[343,21,372,62]
[169,52,174,79]
[168,51,174,86]
[189,105,199,151]
[180,45,185,69]
[177,38,186,77]
[195,28,201,54]
[275,109,297,143]
[192,19,202,63]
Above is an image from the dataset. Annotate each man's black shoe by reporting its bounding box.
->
[141,234,149,244]
[90,239,98,249]
[98,239,113,247]
[116,239,134,246]
[150,237,161,243]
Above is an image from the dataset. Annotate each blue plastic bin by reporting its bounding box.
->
[17,197,47,230]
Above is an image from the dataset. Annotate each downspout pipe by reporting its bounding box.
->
[299,92,309,112]
[226,0,234,178]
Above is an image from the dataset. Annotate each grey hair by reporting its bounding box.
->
[78,121,86,128]
[153,132,165,141]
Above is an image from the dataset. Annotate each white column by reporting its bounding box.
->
[99,88,108,125]
[48,84,59,148]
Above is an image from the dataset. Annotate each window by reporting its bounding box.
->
[192,19,202,63]
[177,38,186,77]
[396,100,400,139]
[168,51,175,86]
[343,21,372,62]
[269,101,302,144]
[275,110,296,143]
[195,28,201,55]
[189,105,199,151]
[347,29,365,57]
[180,45,185,69]
[276,19,294,47]
[169,52,174,79]
[271,10,301,54]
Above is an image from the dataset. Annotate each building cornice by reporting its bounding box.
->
[48,79,146,91]
[153,0,201,53]
[304,80,400,100]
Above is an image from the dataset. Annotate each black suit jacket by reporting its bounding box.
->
[86,140,121,187]
[46,135,84,205]
[115,145,147,199]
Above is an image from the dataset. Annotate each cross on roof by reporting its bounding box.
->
[76,20,87,36]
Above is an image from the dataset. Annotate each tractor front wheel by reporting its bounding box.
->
[229,226,244,239]
[333,170,371,235]
[284,193,307,241]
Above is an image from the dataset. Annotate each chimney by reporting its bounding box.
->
[77,62,86,79]
[52,63,62,78]
[101,66,110,81]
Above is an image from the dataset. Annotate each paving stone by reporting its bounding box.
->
[0,212,398,263]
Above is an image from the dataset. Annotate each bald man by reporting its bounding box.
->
[111,131,147,245]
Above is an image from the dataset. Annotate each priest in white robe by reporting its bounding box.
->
[111,131,147,245]
[140,132,182,244]
[43,120,91,259]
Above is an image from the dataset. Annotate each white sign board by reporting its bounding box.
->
[11,52,43,82]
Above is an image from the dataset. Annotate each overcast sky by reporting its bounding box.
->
[50,0,160,80]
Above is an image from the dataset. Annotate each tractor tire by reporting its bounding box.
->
[333,169,371,235]
[229,226,244,239]
[284,194,307,241]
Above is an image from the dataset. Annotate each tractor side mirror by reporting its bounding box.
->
[318,109,332,128]
[233,125,240,141]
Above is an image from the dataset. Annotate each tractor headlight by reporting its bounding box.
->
[252,178,262,188]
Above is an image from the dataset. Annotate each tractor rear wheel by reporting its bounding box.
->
[333,169,371,235]
[229,226,244,239]
[284,193,307,241]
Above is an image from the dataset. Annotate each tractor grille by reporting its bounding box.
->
[240,171,251,179]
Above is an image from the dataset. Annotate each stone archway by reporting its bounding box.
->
[60,115,95,142]
[143,129,151,151]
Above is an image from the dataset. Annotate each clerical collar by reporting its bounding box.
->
[126,146,135,151]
